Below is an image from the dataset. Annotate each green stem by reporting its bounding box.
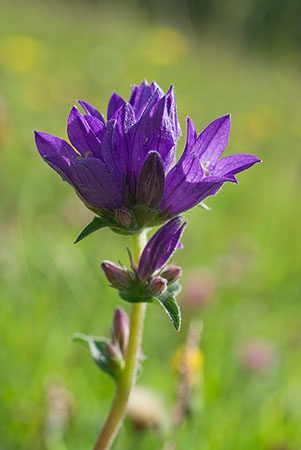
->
[93,231,147,450]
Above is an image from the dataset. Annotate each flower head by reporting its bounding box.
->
[101,217,187,330]
[102,217,187,292]
[35,81,260,237]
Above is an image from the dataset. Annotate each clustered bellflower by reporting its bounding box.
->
[34,80,260,239]
[35,80,261,450]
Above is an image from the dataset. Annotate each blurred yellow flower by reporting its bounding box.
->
[245,105,282,143]
[20,72,59,112]
[172,345,203,384]
[142,27,190,66]
[0,34,48,72]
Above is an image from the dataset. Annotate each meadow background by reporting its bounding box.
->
[0,1,300,449]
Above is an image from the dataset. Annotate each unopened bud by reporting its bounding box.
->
[147,277,167,296]
[161,265,182,283]
[105,342,125,379]
[113,308,130,355]
[105,342,122,360]
[101,261,130,290]
[114,207,135,228]
[136,151,165,209]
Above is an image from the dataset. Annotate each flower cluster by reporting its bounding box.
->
[35,80,260,238]
[101,218,186,330]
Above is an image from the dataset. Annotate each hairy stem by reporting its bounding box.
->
[93,231,147,450]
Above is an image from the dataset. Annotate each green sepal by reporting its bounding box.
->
[119,281,182,331]
[74,216,112,243]
[118,284,153,303]
[72,333,124,381]
[74,215,147,242]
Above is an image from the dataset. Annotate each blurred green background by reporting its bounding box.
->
[0,0,300,449]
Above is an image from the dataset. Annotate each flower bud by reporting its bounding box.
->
[105,342,122,360]
[105,342,125,379]
[161,265,182,283]
[113,307,130,355]
[136,151,165,209]
[114,207,135,228]
[101,261,130,290]
[147,277,167,296]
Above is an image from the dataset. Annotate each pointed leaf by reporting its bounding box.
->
[152,295,181,331]
[73,333,125,380]
[74,216,112,243]
[72,333,115,377]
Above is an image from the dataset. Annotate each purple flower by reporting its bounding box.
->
[35,81,260,237]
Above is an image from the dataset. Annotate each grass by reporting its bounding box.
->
[0,1,300,449]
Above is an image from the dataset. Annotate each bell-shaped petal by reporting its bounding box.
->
[138,217,187,281]
[181,117,197,160]
[83,115,105,141]
[129,87,180,183]
[67,106,102,158]
[129,80,164,118]
[160,154,205,213]
[78,100,105,124]
[101,103,136,178]
[162,173,236,216]
[192,115,231,168]
[165,86,181,141]
[73,158,125,211]
[212,154,261,176]
[136,151,165,209]
[34,131,77,182]
[107,92,126,121]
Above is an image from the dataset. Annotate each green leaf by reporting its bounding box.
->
[72,333,117,379]
[152,295,181,331]
[74,216,112,243]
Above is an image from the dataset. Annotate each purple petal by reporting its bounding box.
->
[129,88,180,182]
[67,106,102,158]
[78,100,105,124]
[160,154,204,212]
[107,93,126,121]
[101,103,135,178]
[129,80,164,118]
[165,86,181,141]
[74,158,124,211]
[192,115,231,167]
[212,154,261,177]
[35,131,77,181]
[84,115,105,141]
[138,217,187,280]
[35,131,77,161]
[161,172,236,216]
[182,117,197,160]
